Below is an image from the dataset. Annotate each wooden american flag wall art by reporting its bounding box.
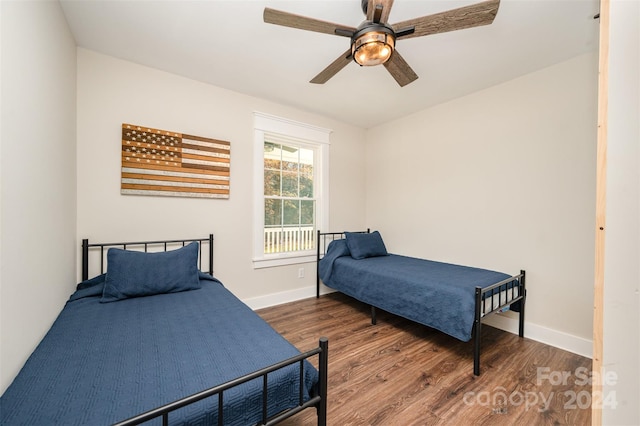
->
[121,123,230,199]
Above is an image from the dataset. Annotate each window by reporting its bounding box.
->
[253,112,330,268]
[264,141,315,253]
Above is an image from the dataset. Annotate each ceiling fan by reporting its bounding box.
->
[263,0,500,87]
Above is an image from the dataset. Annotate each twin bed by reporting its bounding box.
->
[0,235,327,426]
[1,229,526,425]
[317,230,526,376]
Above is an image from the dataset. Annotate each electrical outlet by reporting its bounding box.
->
[298,268,305,278]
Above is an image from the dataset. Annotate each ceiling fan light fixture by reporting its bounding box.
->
[351,27,395,66]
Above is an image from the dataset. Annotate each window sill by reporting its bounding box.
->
[252,253,316,269]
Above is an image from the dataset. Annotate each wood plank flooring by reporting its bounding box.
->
[256,292,592,426]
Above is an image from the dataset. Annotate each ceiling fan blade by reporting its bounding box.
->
[264,8,356,37]
[383,50,418,87]
[366,0,395,24]
[310,49,353,84]
[392,0,500,40]
[379,0,395,24]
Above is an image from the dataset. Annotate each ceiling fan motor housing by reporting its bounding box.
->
[351,22,396,66]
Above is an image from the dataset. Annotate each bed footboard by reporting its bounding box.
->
[473,270,527,376]
[114,337,329,426]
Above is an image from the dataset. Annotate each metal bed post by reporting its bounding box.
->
[316,230,321,298]
[81,239,89,281]
[317,337,329,426]
[473,287,483,376]
[518,270,526,337]
[209,234,214,277]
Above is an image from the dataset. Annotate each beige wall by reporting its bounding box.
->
[0,1,77,394]
[76,49,367,302]
[365,53,598,351]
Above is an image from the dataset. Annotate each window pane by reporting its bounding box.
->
[264,198,282,227]
[299,147,313,164]
[283,200,299,225]
[301,200,314,225]
[300,148,313,197]
[281,171,298,197]
[264,157,281,171]
[281,147,299,169]
[300,168,313,198]
[264,143,281,170]
[264,170,280,196]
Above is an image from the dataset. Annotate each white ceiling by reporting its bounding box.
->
[59,0,600,129]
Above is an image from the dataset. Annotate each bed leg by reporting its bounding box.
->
[473,321,481,376]
[473,287,482,376]
[317,337,328,426]
[518,295,526,338]
[518,270,526,338]
[371,306,377,325]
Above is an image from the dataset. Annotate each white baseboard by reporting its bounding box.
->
[242,285,319,310]
[482,313,593,359]
[244,285,593,359]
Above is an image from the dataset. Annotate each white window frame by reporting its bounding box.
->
[253,112,330,269]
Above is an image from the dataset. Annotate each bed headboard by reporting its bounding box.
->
[316,229,370,261]
[81,234,214,281]
[316,229,369,299]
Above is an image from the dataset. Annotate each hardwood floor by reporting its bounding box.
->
[256,292,592,426]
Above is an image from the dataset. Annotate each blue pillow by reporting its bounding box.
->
[326,239,351,258]
[101,242,201,303]
[345,231,388,260]
[76,273,106,290]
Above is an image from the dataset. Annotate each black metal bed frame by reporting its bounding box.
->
[81,235,328,426]
[316,230,526,376]
[81,235,215,281]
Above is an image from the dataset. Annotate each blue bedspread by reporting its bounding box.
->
[0,275,318,425]
[319,240,513,342]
